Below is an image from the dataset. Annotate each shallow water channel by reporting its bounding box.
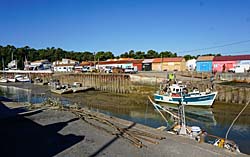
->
[0,83,250,154]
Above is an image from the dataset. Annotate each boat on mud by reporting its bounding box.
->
[15,75,31,82]
[0,77,8,83]
[154,81,218,107]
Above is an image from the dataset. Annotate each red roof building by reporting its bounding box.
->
[213,55,250,72]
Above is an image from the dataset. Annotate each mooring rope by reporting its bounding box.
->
[225,100,250,140]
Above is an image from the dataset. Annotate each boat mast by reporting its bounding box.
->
[178,94,187,135]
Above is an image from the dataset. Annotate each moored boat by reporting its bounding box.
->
[0,77,8,83]
[7,78,16,82]
[50,88,73,94]
[15,75,31,82]
[154,81,217,107]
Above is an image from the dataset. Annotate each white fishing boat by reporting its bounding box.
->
[15,75,31,82]
[7,78,16,82]
[154,81,218,107]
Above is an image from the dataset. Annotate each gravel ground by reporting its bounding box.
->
[0,102,248,157]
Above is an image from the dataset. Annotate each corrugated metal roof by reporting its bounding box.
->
[97,59,143,65]
[98,60,131,65]
[213,55,250,61]
[197,56,214,61]
[152,57,184,63]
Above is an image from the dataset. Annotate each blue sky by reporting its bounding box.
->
[0,0,250,56]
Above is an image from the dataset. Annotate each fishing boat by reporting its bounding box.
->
[154,81,218,107]
[7,77,16,82]
[50,83,73,94]
[15,75,31,82]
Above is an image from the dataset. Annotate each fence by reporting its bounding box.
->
[53,73,131,94]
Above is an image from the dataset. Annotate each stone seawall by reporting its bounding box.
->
[130,74,250,105]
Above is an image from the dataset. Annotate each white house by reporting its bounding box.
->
[53,64,75,72]
[186,59,196,71]
[53,58,79,65]
[25,59,52,70]
[53,58,79,72]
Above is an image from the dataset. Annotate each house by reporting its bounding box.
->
[186,59,196,71]
[53,58,79,72]
[96,59,143,71]
[142,59,153,71]
[213,55,250,72]
[53,64,75,72]
[25,59,52,70]
[196,56,214,72]
[7,60,18,70]
[152,57,186,71]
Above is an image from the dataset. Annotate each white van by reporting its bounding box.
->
[230,64,250,73]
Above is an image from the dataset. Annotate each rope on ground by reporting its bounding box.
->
[26,98,166,148]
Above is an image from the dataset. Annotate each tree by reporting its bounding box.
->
[146,50,158,58]
[135,51,145,59]
[120,52,129,58]
[184,55,196,60]
[159,51,177,58]
[128,50,135,58]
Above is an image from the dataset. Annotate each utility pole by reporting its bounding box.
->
[93,52,96,68]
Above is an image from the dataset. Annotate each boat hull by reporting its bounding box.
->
[51,88,73,94]
[154,92,218,107]
[0,79,8,83]
[7,78,16,82]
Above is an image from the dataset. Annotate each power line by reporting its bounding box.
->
[178,39,250,53]
[222,50,250,54]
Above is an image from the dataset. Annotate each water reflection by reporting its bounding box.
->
[0,84,249,154]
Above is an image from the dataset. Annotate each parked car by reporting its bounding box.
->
[104,66,113,73]
[87,66,98,73]
[228,64,250,73]
[82,66,89,72]
[124,67,137,74]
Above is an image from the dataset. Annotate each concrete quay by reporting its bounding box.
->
[0,102,248,157]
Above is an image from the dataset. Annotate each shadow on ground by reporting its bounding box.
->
[89,122,136,157]
[0,101,84,157]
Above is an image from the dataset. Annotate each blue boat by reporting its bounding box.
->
[154,82,218,107]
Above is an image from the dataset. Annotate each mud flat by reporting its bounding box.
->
[0,102,248,157]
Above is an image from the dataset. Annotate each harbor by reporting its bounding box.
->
[0,77,250,155]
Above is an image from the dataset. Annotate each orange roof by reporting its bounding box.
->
[152,57,184,63]
[98,59,143,65]
[197,56,214,61]
[80,62,94,66]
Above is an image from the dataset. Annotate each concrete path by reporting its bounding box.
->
[0,102,248,157]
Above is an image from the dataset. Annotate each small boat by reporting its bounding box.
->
[51,88,73,94]
[50,83,73,94]
[7,78,16,82]
[0,77,8,83]
[154,81,218,107]
[33,77,48,85]
[15,75,31,82]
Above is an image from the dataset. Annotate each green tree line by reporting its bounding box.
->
[0,45,220,69]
